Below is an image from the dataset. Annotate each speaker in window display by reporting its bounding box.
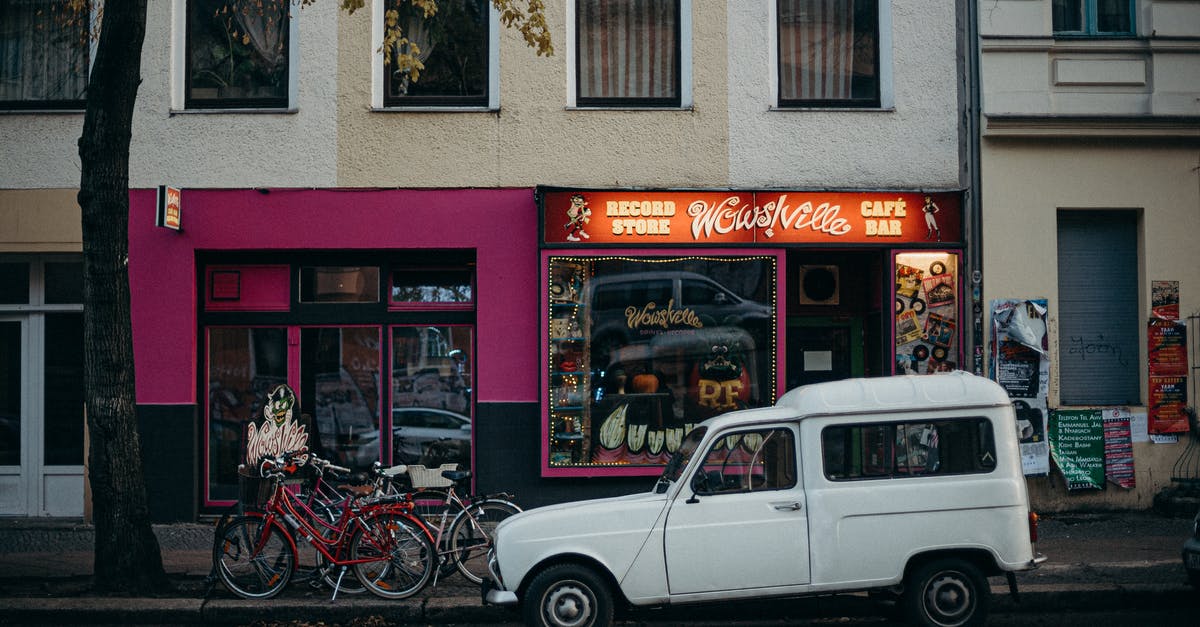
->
[798,266,839,305]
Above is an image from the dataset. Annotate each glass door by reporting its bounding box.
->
[0,318,27,515]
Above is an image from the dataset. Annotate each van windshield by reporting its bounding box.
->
[656,427,707,492]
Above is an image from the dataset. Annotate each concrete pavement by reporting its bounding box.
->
[0,510,1195,624]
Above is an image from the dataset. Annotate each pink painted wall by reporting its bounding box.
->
[129,187,539,405]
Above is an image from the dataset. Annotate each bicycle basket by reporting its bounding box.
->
[237,470,274,510]
[405,463,459,489]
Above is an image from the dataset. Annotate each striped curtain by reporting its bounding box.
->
[577,0,678,101]
[0,0,89,103]
[778,0,855,101]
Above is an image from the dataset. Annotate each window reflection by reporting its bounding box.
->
[301,327,382,470]
[392,326,473,470]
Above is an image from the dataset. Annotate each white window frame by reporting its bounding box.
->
[370,0,500,111]
[566,0,693,109]
[170,0,301,112]
[767,0,893,110]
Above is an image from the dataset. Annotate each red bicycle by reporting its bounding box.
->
[213,452,436,600]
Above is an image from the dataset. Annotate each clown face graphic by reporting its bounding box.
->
[264,384,296,426]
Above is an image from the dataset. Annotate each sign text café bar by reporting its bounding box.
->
[541,189,962,246]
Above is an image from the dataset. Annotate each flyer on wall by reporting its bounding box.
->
[1103,408,1135,489]
[1049,408,1105,491]
[990,299,1050,475]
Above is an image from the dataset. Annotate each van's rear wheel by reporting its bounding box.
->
[902,558,989,627]
[523,563,613,627]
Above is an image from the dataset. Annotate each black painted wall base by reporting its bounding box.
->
[136,404,197,522]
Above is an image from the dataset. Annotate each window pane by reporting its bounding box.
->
[0,321,21,465]
[0,262,30,304]
[693,428,795,494]
[778,0,878,107]
[0,0,89,109]
[822,418,996,480]
[186,0,289,108]
[1052,0,1083,32]
[44,261,83,304]
[207,327,287,502]
[391,268,473,303]
[384,0,488,106]
[43,312,83,465]
[576,0,680,106]
[302,327,382,471]
[391,326,472,469]
[300,266,380,303]
[1097,0,1131,33]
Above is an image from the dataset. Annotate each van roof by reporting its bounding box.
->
[775,371,1011,417]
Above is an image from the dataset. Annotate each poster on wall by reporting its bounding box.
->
[990,299,1050,475]
[1148,318,1188,434]
[1049,409,1105,491]
[1151,280,1180,320]
[1103,408,1135,489]
[894,253,959,375]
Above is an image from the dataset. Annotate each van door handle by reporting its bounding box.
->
[771,501,802,511]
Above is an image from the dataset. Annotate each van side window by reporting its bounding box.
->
[692,428,796,495]
[821,418,996,481]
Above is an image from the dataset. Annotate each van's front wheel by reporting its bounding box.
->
[523,563,613,627]
[902,558,989,627]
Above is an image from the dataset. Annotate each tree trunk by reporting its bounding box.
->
[77,0,168,594]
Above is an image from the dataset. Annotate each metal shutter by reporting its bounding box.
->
[1056,210,1140,405]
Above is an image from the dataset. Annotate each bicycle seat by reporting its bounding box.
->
[379,464,408,478]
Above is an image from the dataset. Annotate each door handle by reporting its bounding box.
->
[771,501,802,511]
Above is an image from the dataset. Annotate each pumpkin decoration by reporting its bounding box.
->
[631,373,659,393]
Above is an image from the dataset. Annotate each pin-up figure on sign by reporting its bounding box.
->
[565,193,592,241]
[922,196,941,241]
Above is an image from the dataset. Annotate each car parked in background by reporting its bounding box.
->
[392,407,471,467]
[1185,504,1200,589]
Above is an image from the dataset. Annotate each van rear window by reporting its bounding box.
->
[821,418,996,481]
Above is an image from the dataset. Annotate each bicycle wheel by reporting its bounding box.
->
[409,489,461,528]
[449,500,521,584]
[350,511,436,600]
[214,515,295,599]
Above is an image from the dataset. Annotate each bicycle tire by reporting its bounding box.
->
[406,489,465,577]
[350,511,436,600]
[214,515,295,599]
[448,500,521,584]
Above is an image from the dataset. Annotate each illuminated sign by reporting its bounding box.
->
[156,185,182,231]
[542,190,962,245]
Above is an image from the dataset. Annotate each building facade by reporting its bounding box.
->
[979,1,1200,509]
[3,1,975,520]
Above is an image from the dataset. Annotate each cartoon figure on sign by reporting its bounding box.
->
[564,193,592,241]
[266,384,296,426]
[922,196,941,241]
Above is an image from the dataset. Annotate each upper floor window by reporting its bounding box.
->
[186,0,291,109]
[574,0,682,108]
[0,0,90,110]
[777,0,880,108]
[1052,0,1134,36]
[383,0,491,107]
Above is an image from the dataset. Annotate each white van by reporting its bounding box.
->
[483,372,1044,627]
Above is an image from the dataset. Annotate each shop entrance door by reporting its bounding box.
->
[0,317,28,515]
[786,318,863,389]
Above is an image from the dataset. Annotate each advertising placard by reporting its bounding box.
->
[1103,408,1135,489]
[1049,409,1105,491]
[1149,376,1189,434]
[990,299,1050,475]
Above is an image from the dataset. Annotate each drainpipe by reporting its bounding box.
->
[963,0,985,377]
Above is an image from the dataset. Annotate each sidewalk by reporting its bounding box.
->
[0,511,1195,625]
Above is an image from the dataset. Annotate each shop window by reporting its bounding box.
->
[893,251,959,375]
[299,266,380,303]
[777,0,880,108]
[0,0,90,110]
[822,417,996,480]
[185,0,291,109]
[574,0,684,108]
[44,262,83,304]
[382,0,491,107]
[301,327,383,471]
[43,312,83,465]
[1053,0,1134,35]
[0,321,19,465]
[391,326,473,470]
[206,326,287,502]
[546,255,777,470]
[1056,210,1139,405]
[0,262,30,304]
[391,267,473,307]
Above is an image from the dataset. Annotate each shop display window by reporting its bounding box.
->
[893,252,960,375]
[390,267,474,307]
[544,254,778,472]
[391,326,474,470]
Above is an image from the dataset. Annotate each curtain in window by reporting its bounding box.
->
[0,0,88,104]
[779,0,855,102]
[577,0,678,101]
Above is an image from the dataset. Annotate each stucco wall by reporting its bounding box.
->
[334,1,729,188]
[981,138,1200,511]
[727,1,963,189]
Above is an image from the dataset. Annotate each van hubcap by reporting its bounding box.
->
[924,573,972,624]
